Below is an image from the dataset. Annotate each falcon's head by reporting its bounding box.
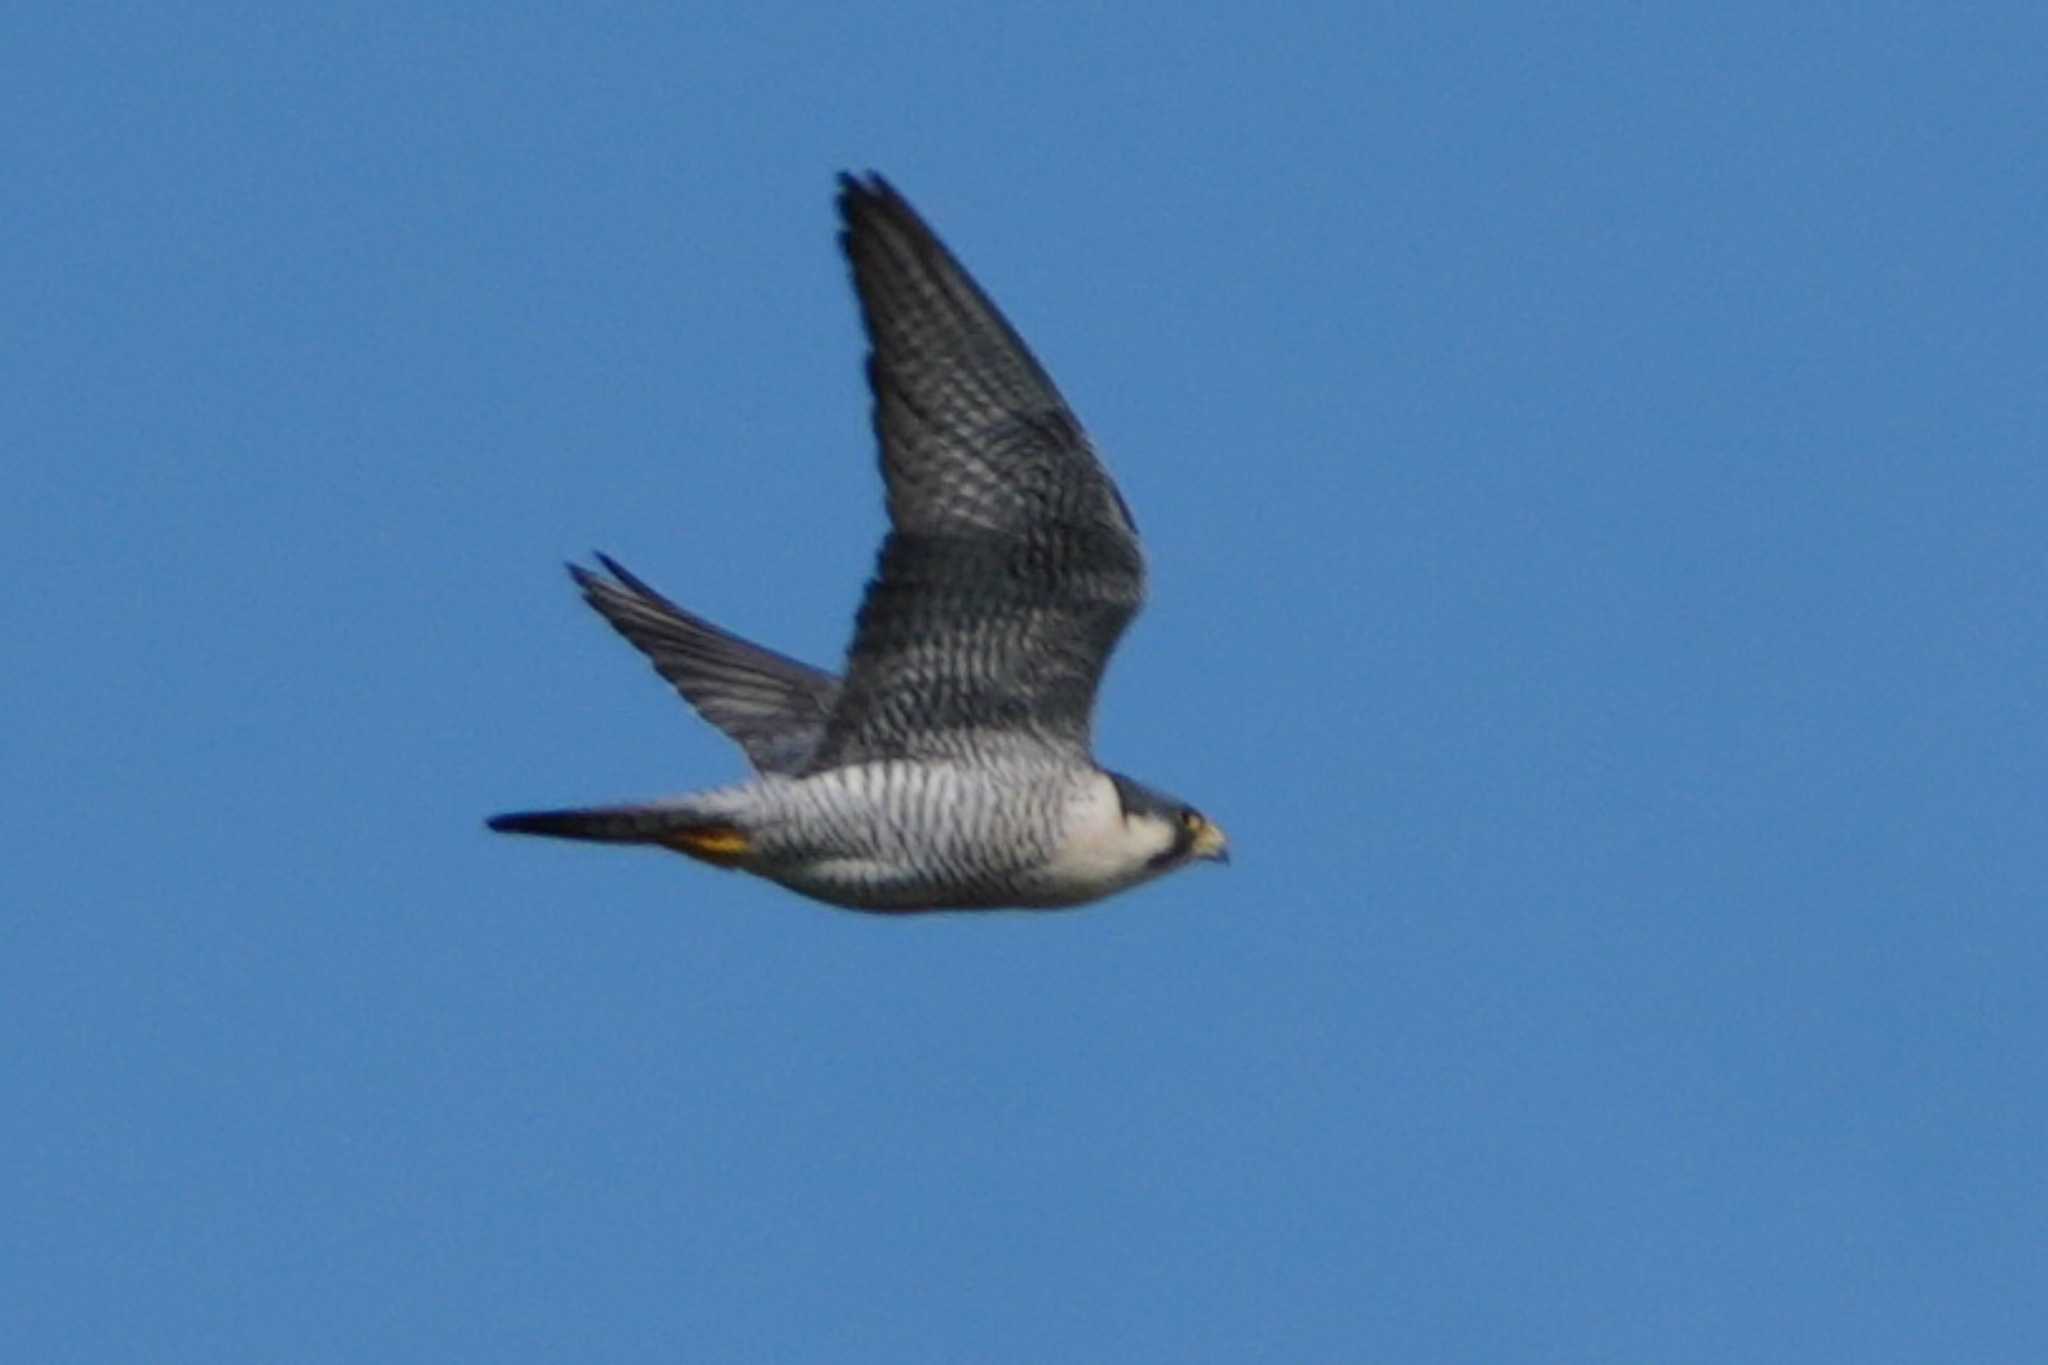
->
[1109,772,1230,870]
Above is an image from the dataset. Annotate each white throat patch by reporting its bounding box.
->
[1037,772,1179,901]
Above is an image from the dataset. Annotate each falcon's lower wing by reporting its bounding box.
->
[573,554,839,775]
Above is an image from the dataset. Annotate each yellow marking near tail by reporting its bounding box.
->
[659,824,753,868]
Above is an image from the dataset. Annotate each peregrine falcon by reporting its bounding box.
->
[488,173,1228,911]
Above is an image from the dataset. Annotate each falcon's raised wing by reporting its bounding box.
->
[806,174,1145,772]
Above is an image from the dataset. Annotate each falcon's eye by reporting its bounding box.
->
[1178,807,1203,831]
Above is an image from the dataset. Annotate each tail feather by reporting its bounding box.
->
[486,804,754,868]
[486,805,678,843]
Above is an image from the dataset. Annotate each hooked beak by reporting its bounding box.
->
[1192,818,1230,865]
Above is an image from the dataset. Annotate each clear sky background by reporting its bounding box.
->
[7,4,2043,1361]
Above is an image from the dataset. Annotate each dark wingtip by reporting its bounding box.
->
[836,170,908,229]
[837,169,886,199]
[592,552,658,598]
[574,551,677,612]
[564,552,651,601]
[565,552,622,579]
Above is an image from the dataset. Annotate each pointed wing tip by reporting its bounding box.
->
[836,169,890,203]
[564,551,654,600]
[836,171,918,238]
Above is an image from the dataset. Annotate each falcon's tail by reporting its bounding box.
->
[486,803,754,868]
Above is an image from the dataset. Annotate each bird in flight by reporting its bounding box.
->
[488,173,1227,911]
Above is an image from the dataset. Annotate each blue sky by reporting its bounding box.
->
[7,3,2044,1360]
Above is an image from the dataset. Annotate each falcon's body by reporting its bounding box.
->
[489,174,1226,911]
[596,762,1184,912]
